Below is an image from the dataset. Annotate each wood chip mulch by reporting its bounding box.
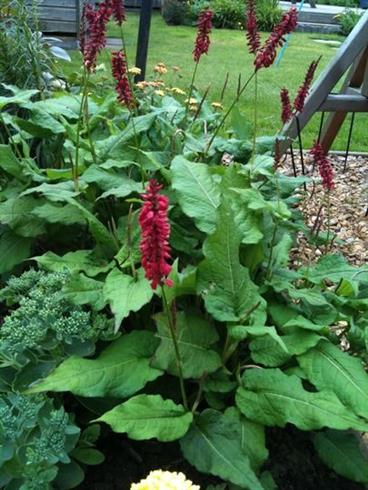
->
[281,153,368,268]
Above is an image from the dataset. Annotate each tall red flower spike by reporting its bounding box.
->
[309,141,335,191]
[293,57,320,113]
[111,0,126,26]
[82,0,113,72]
[193,10,213,63]
[255,8,298,70]
[111,50,134,108]
[139,179,173,290]
[280,87,293,124]
[246,0,260,55]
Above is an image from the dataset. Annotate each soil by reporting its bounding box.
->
[79,425,364,489]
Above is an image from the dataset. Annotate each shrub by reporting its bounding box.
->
[161,0,189,25]
[336,8,362,36]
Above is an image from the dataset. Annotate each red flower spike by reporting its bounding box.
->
[255,8,298,70]
[111,50,134,108]
[293,58,320,113]
[111,0,126,26]
[193,10,213,63]
[309,141,335,191]
[82,0,113,72]
[246,0,260,55]
[139,179,173,290]
[280,87,293,124]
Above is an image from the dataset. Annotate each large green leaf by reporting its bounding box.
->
[103,268,153,331]
[198,199,262,322]
[32,202,87,226]
[33,250,113,276]
[298,341,368,419]
[0,144,25,180]
[236,368,368,431]
[98,394,193,442]
[62,273,106,311]
[81,164,142,198]
[180,409,263,490]
[15,109,65,137]
[313,430,368,483]
[153,312,221,379]
[28,331,162,397]
[301,254,368,285]
[171,156,221,234]
[0,196,45,237]
[0,230,33,273]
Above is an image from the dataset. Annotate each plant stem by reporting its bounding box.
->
[325,190,331,254]
[252,71,258,161]
[75,68,88,191]
[0,112,23,159]
[161,287,188,410]
[185,61,199,116]
[204,71,256,157]
[266,223,278,279]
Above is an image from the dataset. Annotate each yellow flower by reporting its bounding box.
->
[171,87,186,95]
[154,62,168,75]
[128,66,142,75]
[185,97,198,105]
[154,90,165,97]
[135,81,146,90]
[172,65,181,72]
[131,470,200,490]
[211,102,224,110]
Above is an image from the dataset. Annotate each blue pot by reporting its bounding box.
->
[360,0,368,9]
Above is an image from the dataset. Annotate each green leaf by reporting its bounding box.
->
[0,196,45,237]
[32,202,87,226]
[0,230,33,273]
[283,315,327,333]
[225,407,268,471]
[0,144,25,180]
[313,430,368,484]
[161,261,197,305]
[54,460,85,490]
[98,394,193,442]
[236,368,368,431]
[81,164,142,198]
[153,312,221,379]
[171,156,221,234]
[72,448,105,465]
[21,182,79,202]
[198,199,262,322]
[62,273,106,310]
[301,254,368,285]
[180,409,263,490]
[103,268,153,331]
[28,331,162,398]
[298,341,368,420]
[15,109,65,137]
[33,250,113,276]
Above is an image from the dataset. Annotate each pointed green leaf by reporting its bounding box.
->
[0,196,45,237]
[32,202,87,226]
[171,156,221,234]
[33,250,113,276]
[0,230,33,273]
[62,273,106,310]
[103,268,153,331]
[313,430,368,484]
[236,369,368,431]
[180,409,263,490]
[301,254,368,285]
[198,200,262,322]
[298,341,368,419]
[98,394,193,442]
[28,331,162,397]
[153,312,221,379]
[0,144,25,179]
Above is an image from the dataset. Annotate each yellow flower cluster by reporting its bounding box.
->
[154,62,168,75]
[130,470,200,490]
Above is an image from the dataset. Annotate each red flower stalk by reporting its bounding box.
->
[193,10,213,63]
[309,141,335,191]
[255,8,298,70]
[82,0,113,72]
[111,50,134,107]
[246,0,260,55]
[139,180,173,290]
[293,58,320,113]
[111,0,126,26]
[280,88,292,124]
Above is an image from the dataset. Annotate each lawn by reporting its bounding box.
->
[64,13,367,152]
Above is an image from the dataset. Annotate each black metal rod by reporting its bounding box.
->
[135,0,153,82]
[296,116,307,191]
[343,112,355,173]
[317,111,325,144]
[290,143,297,177]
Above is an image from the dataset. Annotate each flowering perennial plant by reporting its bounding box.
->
[255,8,298,70]
[293,58,320,113]
[280,88,293,124]
[131,470,200,490]
[111,50,134,107]
[310,141,335,191]
[193,10,213,63]
[81,0,112,72]
[139,180,173,289]
[111,0,125,26]
[246,0,261,55]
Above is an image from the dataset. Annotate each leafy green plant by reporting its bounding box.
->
[336,8,362,36]
[162,0,190,25]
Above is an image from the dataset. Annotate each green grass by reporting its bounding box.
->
[64,13,367,151]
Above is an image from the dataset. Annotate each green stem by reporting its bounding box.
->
[325,190,331,254]
[161,288,188,410]
[185,61,199,116]
[0,112,23,159]
[84,95,97,164]
[266,223,278,280]
[204,71,256,157]
[252,71,258,161]
[75,68,89,191]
